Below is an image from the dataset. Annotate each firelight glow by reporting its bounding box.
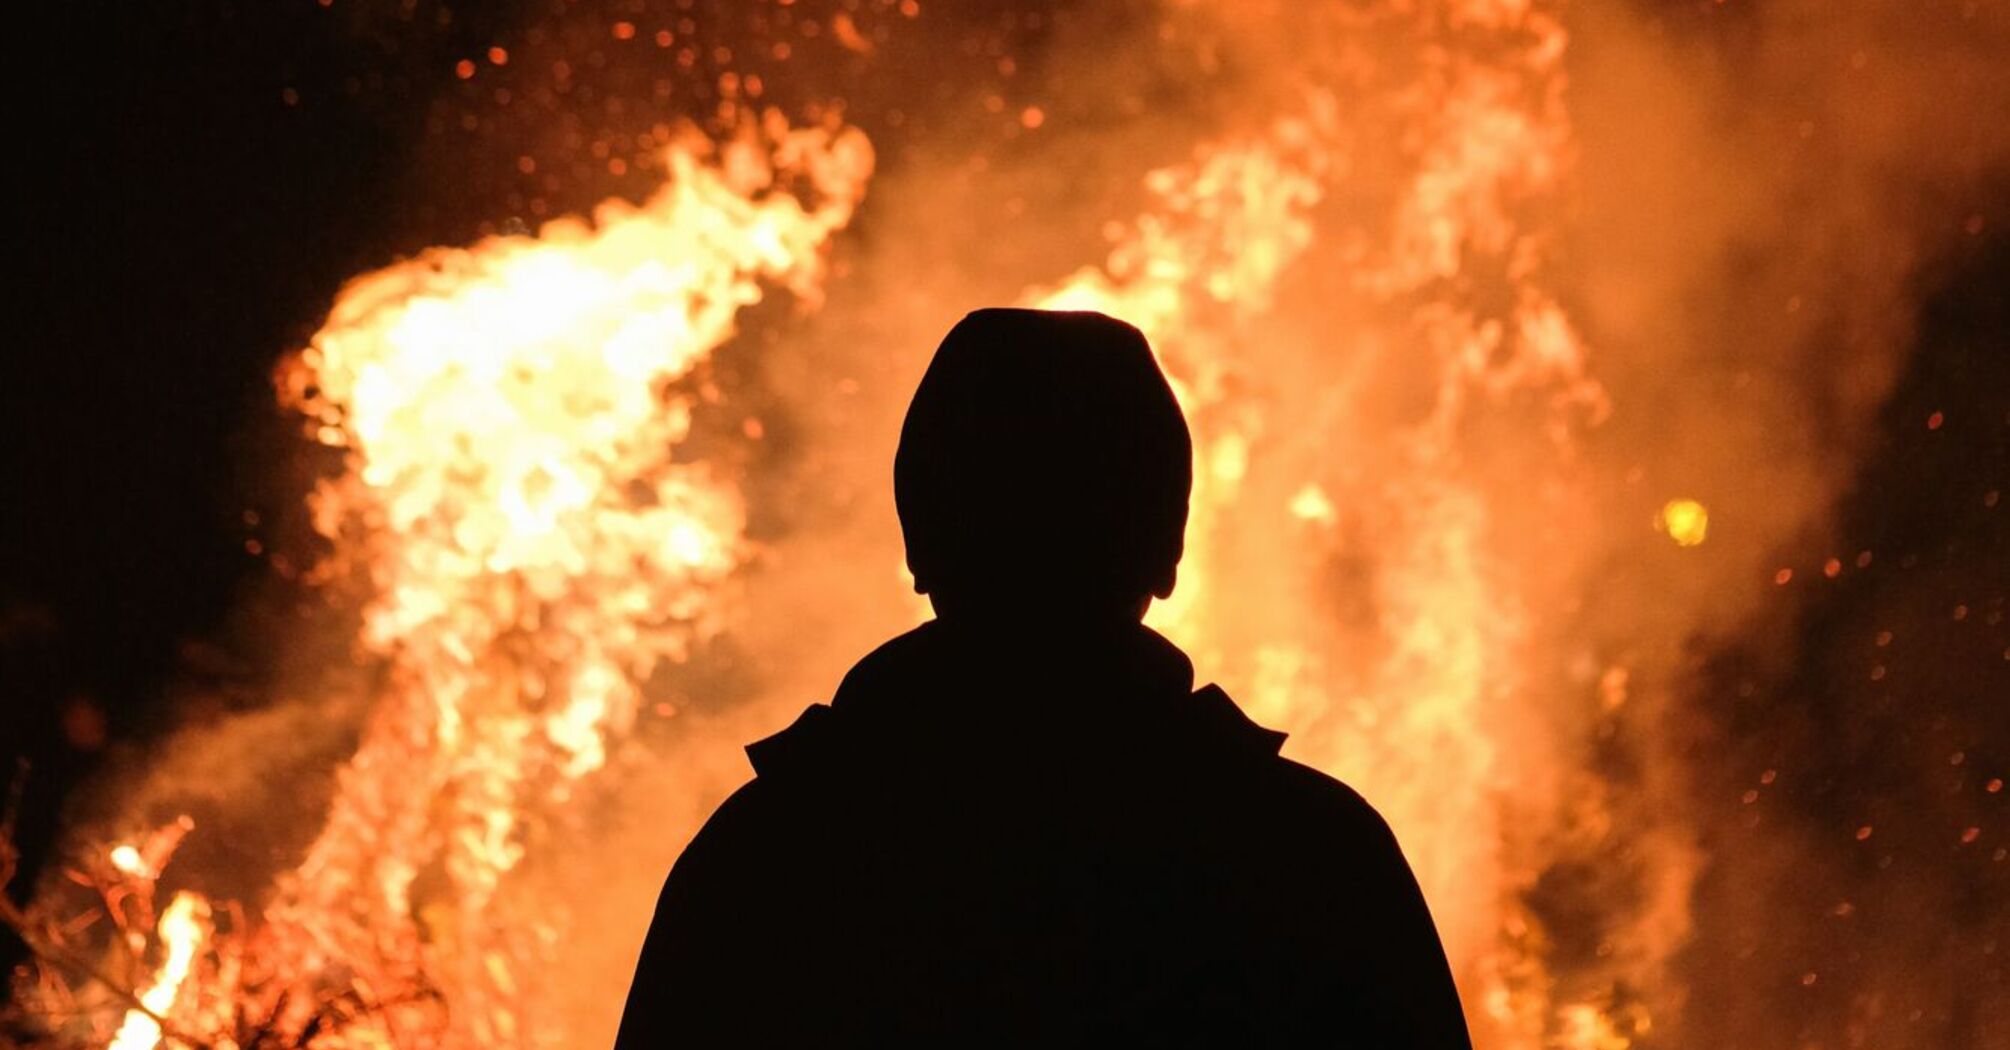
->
[1657,498,1710,548]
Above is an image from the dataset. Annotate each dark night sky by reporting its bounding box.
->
[5,2,478,955]
[12,3,500,674]
[3,1,2006,1033]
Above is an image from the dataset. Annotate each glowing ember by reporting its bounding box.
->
[1289,483,1338,525]
[1657,498,1710,547]
[107,845,145,878]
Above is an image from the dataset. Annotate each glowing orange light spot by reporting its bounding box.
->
[110,844,145,876]
[488,46,509,66]
[612,21,637,40]
[1020,106,1046,129]
[831,12,872,53]
[1599,666,1630,712]
[1774,568,1794,585]
[454,59,476,80]
[1926,410,1944,429]
[1855,826,1874,841]
[1289,483,1336,525]
[1657,498,1709,547]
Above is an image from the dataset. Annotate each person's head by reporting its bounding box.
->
[894,308,1192,625]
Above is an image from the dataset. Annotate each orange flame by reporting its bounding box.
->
[258,113,871,1044]
[107,893,210,1050]
[38,114,871,1049]
[1014,5,1651,1045]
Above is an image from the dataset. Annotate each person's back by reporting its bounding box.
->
[616,310,1471,1047]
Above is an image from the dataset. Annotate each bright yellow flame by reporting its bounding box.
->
[1657,498,1709,547]
[1014,4,1651,1044]
[107,892,210,1050]
[256,114,873,1045]
[1020,103,1521,1010]
[1555,1002,1634,1050]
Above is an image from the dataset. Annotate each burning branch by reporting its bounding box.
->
[0,761,188,1049]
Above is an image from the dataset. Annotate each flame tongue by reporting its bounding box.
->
[107,892,211,1050]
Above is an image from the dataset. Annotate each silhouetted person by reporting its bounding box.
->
[616,309,1472,1047]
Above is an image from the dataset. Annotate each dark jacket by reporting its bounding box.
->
[615,621,1472,1048]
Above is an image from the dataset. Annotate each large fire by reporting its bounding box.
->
[7,1,2001,1048]
[10,116,872,1047]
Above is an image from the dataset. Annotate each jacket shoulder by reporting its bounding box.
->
[744,702,838,778]
[1265,756,1399,839]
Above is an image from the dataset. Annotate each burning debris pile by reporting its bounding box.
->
[6,1,2004,1048]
